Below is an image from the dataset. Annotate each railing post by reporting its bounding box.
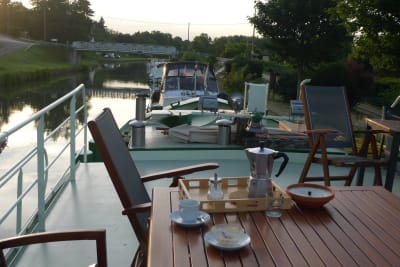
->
[70,95,76,181]
[83,86,88,163]
[37,115,46,232]
[16,169,23,234]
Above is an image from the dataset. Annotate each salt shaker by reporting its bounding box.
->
[207,173,224,200]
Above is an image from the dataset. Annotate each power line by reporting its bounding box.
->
[100,16,250,27]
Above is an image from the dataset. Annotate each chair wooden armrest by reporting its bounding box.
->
[304,128,338,134]
[0,229,107,267]
[122,202,152,216]
[140,163,219,182]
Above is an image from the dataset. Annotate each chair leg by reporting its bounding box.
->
[319,137,331,186]
[373,166,383,186]
[299,156,313,183]
[370,135,383,186]
[299,138,321,183]
[345,166,358,186]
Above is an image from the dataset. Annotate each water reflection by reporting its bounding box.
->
[102,80,149,90]
[0,62,149,136]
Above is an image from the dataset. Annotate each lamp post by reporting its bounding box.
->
[42,0,47,41]
[251,1,256,59]
[187,22,190,42]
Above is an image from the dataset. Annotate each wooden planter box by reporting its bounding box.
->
[178,176,292,213]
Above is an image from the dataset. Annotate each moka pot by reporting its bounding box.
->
[245,142,289,198]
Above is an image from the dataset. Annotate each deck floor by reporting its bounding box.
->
[13,156,400,266]
[14,163,136,267]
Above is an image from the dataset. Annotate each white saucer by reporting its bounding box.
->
[204,224,251,251]
[170,210,210,227]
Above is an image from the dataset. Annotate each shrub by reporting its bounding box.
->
[275,68,297,101]
[310,60,374,107]
[375,77,400,106]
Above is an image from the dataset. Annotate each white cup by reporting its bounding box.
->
[179,199,200,222]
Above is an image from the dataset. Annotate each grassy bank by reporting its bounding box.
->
[0,44,147,87]
[0,44,85,87]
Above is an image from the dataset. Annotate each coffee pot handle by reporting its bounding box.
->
[273,152,289,177]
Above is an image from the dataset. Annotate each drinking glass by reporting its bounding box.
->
[265,191,283,218]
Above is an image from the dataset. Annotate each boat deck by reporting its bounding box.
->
[14,156,400,266]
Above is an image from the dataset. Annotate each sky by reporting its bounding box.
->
[14,0,256,40]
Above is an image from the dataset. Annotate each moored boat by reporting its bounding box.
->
[149,61,230,111]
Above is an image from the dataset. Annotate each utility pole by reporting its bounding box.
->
[43,2,47,41]
[187,22,190,41]
[251,1,256,59]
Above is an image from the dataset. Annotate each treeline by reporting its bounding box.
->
[2,0,400,107]
[0,1,263,56]
[0,0,93,42]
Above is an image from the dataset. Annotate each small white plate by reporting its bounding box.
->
[170,210,210,227]
[204,224,251,251]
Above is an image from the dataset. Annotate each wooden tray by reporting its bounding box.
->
[178,177,292,213]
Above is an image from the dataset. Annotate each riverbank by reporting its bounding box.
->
[0,39,148,87]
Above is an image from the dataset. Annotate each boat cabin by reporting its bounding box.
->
[154,61,219,107]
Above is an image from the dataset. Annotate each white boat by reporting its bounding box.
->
[149,61,230,111]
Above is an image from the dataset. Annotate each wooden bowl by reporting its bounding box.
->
[286,183,335,208]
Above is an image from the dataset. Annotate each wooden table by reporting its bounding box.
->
[148,186,400,267]
[366,118,400,191]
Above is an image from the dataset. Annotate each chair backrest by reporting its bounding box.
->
[244,82,269,114]
[301,85,356,149]
[88,108,150,247]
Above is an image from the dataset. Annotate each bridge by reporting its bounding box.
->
[71,41,177,57]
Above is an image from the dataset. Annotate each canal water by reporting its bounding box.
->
[0,61,149,162]
[0,61,150,237]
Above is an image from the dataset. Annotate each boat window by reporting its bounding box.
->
[167,67,179,77]
[180,64,195,77]
[180,76,194,90]
[165,77,178,90]
[207,79,218,92]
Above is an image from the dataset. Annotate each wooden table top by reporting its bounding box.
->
[366,118,400,133]
[148,186,400,267]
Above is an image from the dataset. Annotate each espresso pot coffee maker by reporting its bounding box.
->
[245,142,289,198]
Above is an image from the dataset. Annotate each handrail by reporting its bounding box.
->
[0,84,87,238]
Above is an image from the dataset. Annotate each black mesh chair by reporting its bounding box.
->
[299,85,386,186]
[88,108,218,267]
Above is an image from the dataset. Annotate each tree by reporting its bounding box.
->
[91,17,108,41]
[249,0,351,96]
[223,42,247,58]
[7,2,30,37]
[68,0,94,41]
[334,0,400,74]
[29,0,93,42]
[191,33,212,54]
[0,0,11,34]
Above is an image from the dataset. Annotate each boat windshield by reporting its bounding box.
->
[163,62,218,93]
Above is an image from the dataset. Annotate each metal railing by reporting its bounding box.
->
[0,84,87,239]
